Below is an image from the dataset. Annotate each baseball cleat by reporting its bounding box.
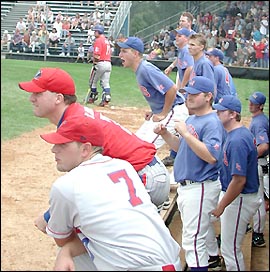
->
[99,93,111,107]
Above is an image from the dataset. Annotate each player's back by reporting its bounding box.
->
[54,154,181,270]
[63,103,156,171]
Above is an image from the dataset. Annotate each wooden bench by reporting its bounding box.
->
[160,184,178,225]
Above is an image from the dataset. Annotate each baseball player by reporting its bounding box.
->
[39,115,182,271]
[154,76,225,271]
[248,91,269,247]
[212,95,261,271]
[18,67,171,209]
[84,24,112,107]
[163,27,194,167]
[205,48,237,103]
[117,37,189,150]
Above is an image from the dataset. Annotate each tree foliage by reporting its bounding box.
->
[130,1,186,35]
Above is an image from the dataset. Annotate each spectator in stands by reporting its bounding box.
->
[163,45,176,61]
[1,30,11,52]
[221,37,236,66]
[27,20,37,34]
[86,25,95,44]
[59,32,76,57]
[70,13,82,31]
[253,39,265,68]
[55,11,63,22]
[22,30,30,52]
[260,14,268,38]
[49,28,60,48]
[252,25,262,42]
[103,8,112,26]
[81,13,90,31]
[26,6,35,24]
[16,17,26,34]
[262,37,269,68]
[52,17,63,39]
[29,31,40,53]
[9,28,24,53]
[94,1,105,8]
[92,9,102,24]
[61,19,71,39]
[75,42,85,63]
[38,25,50,55]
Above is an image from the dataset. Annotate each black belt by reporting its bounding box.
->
[179,180,197,186]
[174,102,184,106]
[179,179,216,186]
[148,157,158,166]
[258,156,267,159]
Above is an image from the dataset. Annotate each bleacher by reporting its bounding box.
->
[1,1,126,58]
[1,1,15,21]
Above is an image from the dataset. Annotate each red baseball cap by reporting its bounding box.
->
[18,68,75,95]
[40,115,104,146]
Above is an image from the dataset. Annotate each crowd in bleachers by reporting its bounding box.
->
[1,1,269,68]
[143,1,269,68]
[1,1,120,59]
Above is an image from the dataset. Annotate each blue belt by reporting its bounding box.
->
[148,157,158,166]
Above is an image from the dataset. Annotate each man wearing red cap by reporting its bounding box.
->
[40,115,182,271]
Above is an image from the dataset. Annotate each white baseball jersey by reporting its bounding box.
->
[46,154,181,271]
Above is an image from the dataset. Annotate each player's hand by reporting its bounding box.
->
[211,205,225,218]
[153,123,167,135]
[174,120,188,137]
[54,248,75,271]
[34,213,48,234]
[145,111,153,121]
[152,113,166,122]
[164,67,171,75]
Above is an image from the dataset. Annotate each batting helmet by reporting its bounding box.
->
[93,24,104,34]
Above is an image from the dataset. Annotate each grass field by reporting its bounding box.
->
[1,59,269,141]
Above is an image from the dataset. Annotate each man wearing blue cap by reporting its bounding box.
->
[162,28,194,168]
[206,48,237,103]
[212,95,261,271]
[117,37,189,150]
[154,76,225,271]
[248,91,269,247]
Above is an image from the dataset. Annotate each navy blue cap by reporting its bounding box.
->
[180,76,215,94]
[117,37,144,53]
[249,91,266,105]
[205,48,224,61]
[213,95,242,113]
[174,28,192,37]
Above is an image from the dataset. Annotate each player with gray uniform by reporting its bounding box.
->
[154,76,224,271]
[85,24,112,107]
[40,115,182,271]
[212,95,261,271]
[248,91,269,247]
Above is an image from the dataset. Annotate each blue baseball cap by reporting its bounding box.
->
[174,27,191,37]
[205,48,224,62]
[248,91,266,105]
[117,37,144,53]
[180,76,215,94]
[213,95,242,113]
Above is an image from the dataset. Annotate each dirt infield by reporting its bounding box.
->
[1,106,252,270]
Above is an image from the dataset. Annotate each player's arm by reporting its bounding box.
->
[164,59,177,75]
[174,120,217,164]
[152,85,177,122]
[54,232,87,271]
[180,66,193,89]
[257,142,269,158]
[212,175,246,217]
[93,53,100,64]
[154,123,180,152]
